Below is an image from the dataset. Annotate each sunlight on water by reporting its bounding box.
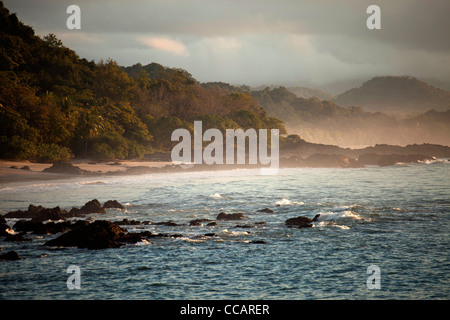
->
[0,162,449,299]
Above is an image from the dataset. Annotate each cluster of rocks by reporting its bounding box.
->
[3,199,124,222]
[1,199,324,259]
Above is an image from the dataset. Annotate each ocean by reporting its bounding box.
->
[0,160,449,300]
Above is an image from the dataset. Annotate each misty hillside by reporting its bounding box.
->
[250,86,450,147]
[286,86,335,100]
[334,76,450,113]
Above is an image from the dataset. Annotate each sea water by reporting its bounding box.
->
[0,161,449,299]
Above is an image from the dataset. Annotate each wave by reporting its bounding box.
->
[209,193,223,199]
[316,210,363,221]
[275,198,304,206]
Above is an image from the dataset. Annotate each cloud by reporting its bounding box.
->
[137,36,189,56]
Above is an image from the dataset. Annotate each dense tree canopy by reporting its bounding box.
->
[0,2,286,161]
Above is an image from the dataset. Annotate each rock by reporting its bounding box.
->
[250,240,267,244]
[153,220,179,226]
[257,208,274,213]
[5,204,67,222]
[31,206,66,223]
[114,219,141,225]
[42,162,89,175]
[44,220,127,249]
[206,221,218,226]
[0,251,21,260]
[216,212,246,221]
[4,233,31,242]
[233,224,254,229]
[20,166,30,170]
[285,214,320,228]
[189,218,215,226]
[69,199,106,216]
[0,223,11,236]
[103,200,125,209]
[13,220,72,235]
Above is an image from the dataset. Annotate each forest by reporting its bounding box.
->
[0,2,285,162]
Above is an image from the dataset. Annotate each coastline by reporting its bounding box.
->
[0,160,173,184]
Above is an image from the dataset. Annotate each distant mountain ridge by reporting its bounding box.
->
[334,76,450,113]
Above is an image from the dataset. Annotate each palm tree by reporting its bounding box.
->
[78,108,103,157]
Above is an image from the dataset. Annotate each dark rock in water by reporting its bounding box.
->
[0,251,21,260]
[206,221,218,226]
[203,233,216,237]
[250,240,267,244]
[216,212,246,221]
[30,206,66,223]
[44,220,127,249]
[0,223,11,236]
[69,199,106,216]
[189,218,215,226]
[255,221,267,225]
[4,233,31,242]
[233,224,254,229]
[114,219,141,226]
[119,232,144,244]
[13,220,72,235]
[153,220,180,226]
[5,204,68,222]
[20,165,30,170]
[285,214,320,228]
[103,200,125,209]
[257,208,274,213]
[43,162,89,175]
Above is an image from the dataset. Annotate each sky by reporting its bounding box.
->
[3,0,450,93]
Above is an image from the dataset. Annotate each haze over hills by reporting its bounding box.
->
[334,76,450,114]
[249,85,450,147]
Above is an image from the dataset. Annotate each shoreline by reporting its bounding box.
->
[1,155,448,185]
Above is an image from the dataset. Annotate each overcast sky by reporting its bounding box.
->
[4,0,450,93]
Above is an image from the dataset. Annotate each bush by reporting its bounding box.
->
[35,143,73,163]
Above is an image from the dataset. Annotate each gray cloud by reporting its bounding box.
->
[3,0,450,92]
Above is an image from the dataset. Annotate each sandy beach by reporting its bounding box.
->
[0,160,174,184]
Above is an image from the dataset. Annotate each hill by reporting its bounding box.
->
[0,1,285,162]
[250,86,450,147]
[334,76,450,113]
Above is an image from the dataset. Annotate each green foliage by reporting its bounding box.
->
[0,2,287,161]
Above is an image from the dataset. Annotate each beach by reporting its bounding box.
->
[0,160,174,184]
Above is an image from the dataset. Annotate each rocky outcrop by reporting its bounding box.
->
[189,218,215,226]
[44,220,129,249]
[13,220,72,235]
[5,204,67,222]
[216,212,246,221]
[103,200,125,209]
[0,251,21,260]
[285,214,320,228]
[69,199,106,216]
[257,208,274,213]
[42,162,92,175]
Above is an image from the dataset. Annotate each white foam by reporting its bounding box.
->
[209,193,223,199]
[316,210,363,221]
[276,198,304,206]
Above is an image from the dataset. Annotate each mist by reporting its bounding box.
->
[3,0,450,92]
